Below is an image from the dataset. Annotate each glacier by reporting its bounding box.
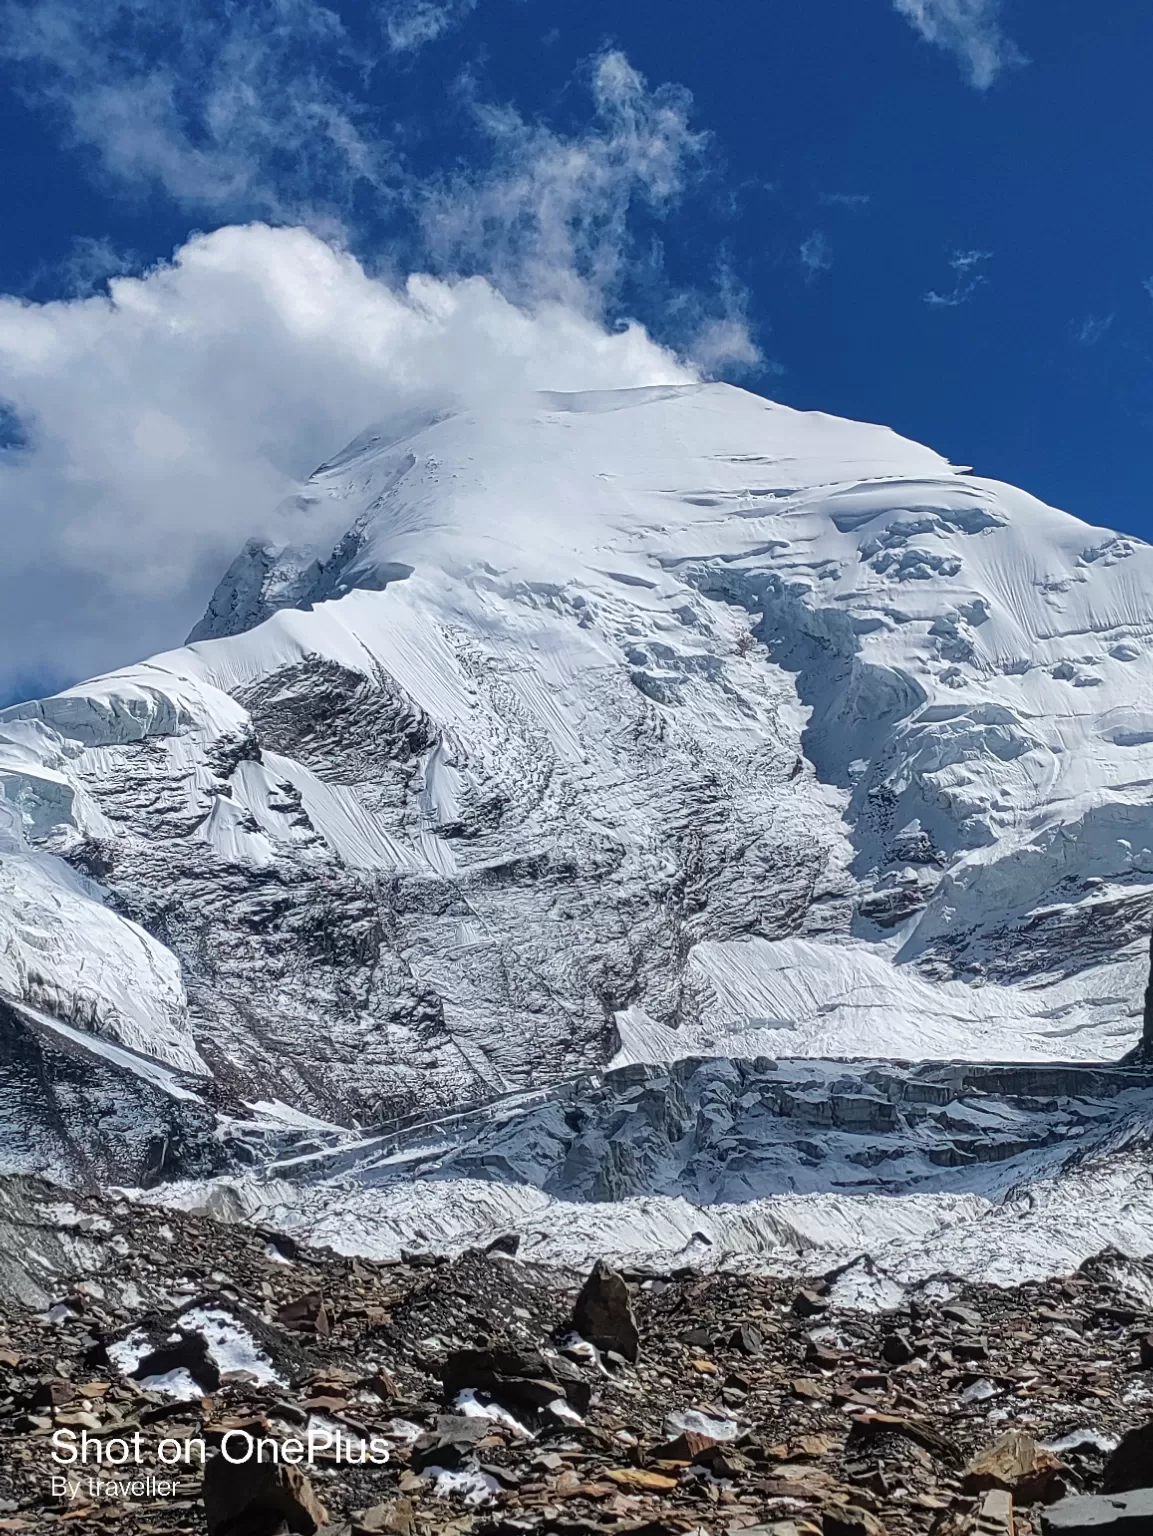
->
[1,380,1151,1277]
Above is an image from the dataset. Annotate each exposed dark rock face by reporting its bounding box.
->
[0,999,223,1188]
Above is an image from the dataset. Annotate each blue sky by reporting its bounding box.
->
[1,0,1152,696]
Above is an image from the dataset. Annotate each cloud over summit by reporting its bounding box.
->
[0,1,763,696]
[0,224,692,693]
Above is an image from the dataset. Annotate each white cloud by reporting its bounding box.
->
[419,51,705,310]
[0,4,753,359]
[0,224,692,693]
[416,49,759,365]
[0,0,392,227]
[688,315,762,376]
[0,9,759,694]
[893,0,1024,90]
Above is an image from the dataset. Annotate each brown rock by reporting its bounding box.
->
[978,1489,1015,1535]
[572,1261,640,1364]
[202,1452,328,1536]
[846,1411,957,1465]
[603,1467,680,1491]
[794,1434,838,1458]
[277,1292,326,1329]
[574,1481,617,1499]
[880,1332,915,1366]
[822,1504,887,1536]
[354,1499,415,1536]
[806,1340,844,1370]
[694,1444,753,1477]
[652,1430,720,1461]
[962,1430,1067,1505]
[792,1378,825,1400]
[26,1379,74,1410]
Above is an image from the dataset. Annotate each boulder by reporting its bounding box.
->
[202,1454,328,1536]
[962,1430,1068,1504]
[440,1343,590,1419]
[1103,1420,1153,1494]
[792,1288,830,1318]
[572,1260,639,1363]
[353,1499,416,1536]
[1043,1488,1153,1535]
[880,1331,915,1366]
[410,1415,492,1473]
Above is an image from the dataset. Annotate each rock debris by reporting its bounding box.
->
[1,1177,1152,1536]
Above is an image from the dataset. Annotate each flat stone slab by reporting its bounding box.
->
[1043,1490,1153,1535]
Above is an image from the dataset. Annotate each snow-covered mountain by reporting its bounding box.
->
[1,382,1151,1256]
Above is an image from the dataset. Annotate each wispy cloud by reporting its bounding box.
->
[924,247,991,307]
[383,0,476,52]
[799,230,833,283]
[419,52,704,307]
[414,50,759,367]
[662,258,763,377]
[820,192,870,210]
[1073,313,1114,347]
[0,0,394,228]
[23,235,141,299]
[0,5,752,367]
[893,0,1024,90]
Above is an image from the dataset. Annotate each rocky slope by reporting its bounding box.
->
[2,1173,1153,1536]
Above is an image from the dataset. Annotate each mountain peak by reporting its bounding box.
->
[189,382,958,643]
[2,381,1152,1272]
